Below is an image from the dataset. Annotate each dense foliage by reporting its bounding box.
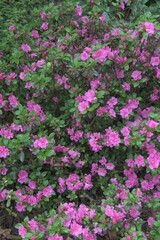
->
[0,0,160,239]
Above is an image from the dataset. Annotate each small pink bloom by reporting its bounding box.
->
[97,168,107,176]
[28,181,36,189]
[129,207,140,218]
[131,70,142,81]
[18,170,28,183]
[16,203,27,212]
[18,226,27,238]
[28,219,39,231]
[42,186,53,197]
[19,72,26,79]
[112,28,120,37]
[105,205,113,217]
[48,235,63,240]
[150,57,160,66]
[147,217,155,228]
[78,101,89,113]
[105,162,115,170]
[84,90,97,103]
[104,33,110,41]
[120,107,130,118]
[148,152,160,170]
[142,22,154,36]
[146,120,158,128]
[81,52,90,61]
[41,22,49,30]
[33,137,49,148]
[0,146,10,158]
[121,126,130,136]
[135,155,145,168]
[122,82,130,91]
[99,14,106,24]
[8,94,19,107]
[75,5,82,16]
[70,221,83,237]
[31,30,39,38]
[8,25,16,30]
[92,48,108,62]
[21,44,31,52]
[37,59,45,68]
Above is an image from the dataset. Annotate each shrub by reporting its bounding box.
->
[0,0,160,239]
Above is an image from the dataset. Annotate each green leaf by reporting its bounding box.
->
[19,151,25,162]
[25,233,33,238]
[96,91,105,98]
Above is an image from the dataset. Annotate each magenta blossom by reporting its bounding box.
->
[21,44,31,52]
[33,137,49,148]
[70,220,83,237]
[42,186,53,197]
[78,101,89,113]
[146,120,159,128]
[41,22,49,30]
[18,170,28,183]
[18,226,27,238]
[0,146,10,158]
[131,70,142,81]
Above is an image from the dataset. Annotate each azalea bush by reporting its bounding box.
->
[0,0,160,239]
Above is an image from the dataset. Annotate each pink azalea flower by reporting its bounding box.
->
[21,44,31,52]
[104,128,121,147]
[41,22,49,30]
[112,28,120,37]
[120,107,131,118]
[97,168,107,176]
[57,177,66,193]
[81,52,90,61]
[105,205,114,217]
[48,235,63,240]
[135,155,145,168]
[37,59,45,68]
[0,189,9,200]
[8,94,19,107]
[15,203,27,212]
[129,207,140,218]
[150,57,160,66]
[92,48,108,62]
[18,226,27,238]
[31,30,39,38]
[141,22,154,36]
[148,152,160,170]
[28,181,36,189]
[66,174,83,190]
[8,25,16,30]
[42,186,53,197]
[75,5,82,16]
[147,217,155,228]
[78,101,89,113]
[107,97,118,107]
[0,146,10,158]
[0,164,8,175]
[70,220,83,237]
[28,219,39,231]
[19,72,26,79]
[146,120,159,128]
[131,70,142,81]
[104,33,110,41]
[84,90,97,103]
[121,126,130,136]
[0,129,14,139]
[18,170,28,183]
[33,137,49,148]
[105,162,115,170]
